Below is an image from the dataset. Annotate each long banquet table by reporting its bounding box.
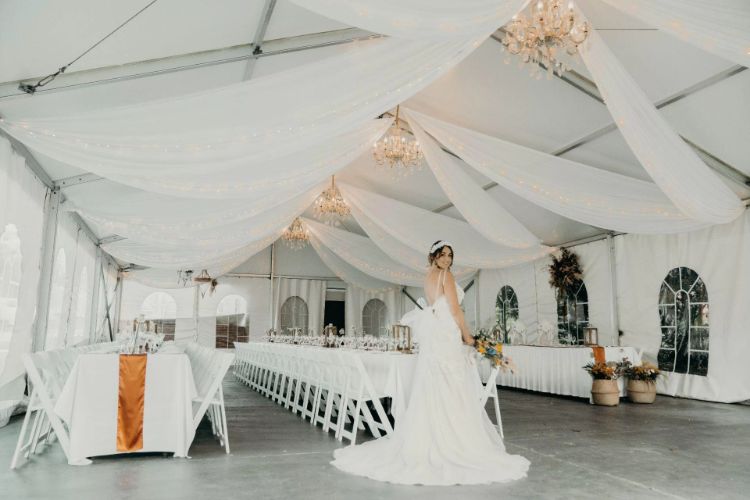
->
[55,352,197,465]
[478,345,641,399]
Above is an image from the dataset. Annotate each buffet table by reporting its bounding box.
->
[478,345,641,399]
[55,352,197,465]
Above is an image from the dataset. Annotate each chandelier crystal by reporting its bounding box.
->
[501,0,589,78]
[313,176,350,226]
[281,217,310,250]
[372,105,424,176]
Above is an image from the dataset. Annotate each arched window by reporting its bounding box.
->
[495,285,519,341]
[140,292,177,341]
[362,299,387,337]
[216,295,248,348]
[557,279,588,345]
[0,224,22,354]
[280,296,308,333]
[69,266,89,345]
[658,267,709,376]
[45,248,67,349]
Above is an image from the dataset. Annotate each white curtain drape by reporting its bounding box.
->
[103,230,280,271]
[339,183,554,269]
[72,183,323,248]
[598,0,750,68]
[97,119,391,198]
[304,218,425,286]
[308,233,398,292]
[0,137,48,397]
[404,109,542,249]
[344,202,476,280]
[578,28,743,224]
[290,0,530,39]
[0,36,484,185]
[275,278,326,335]
[407,109,713,234]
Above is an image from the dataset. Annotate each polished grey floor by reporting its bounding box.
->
[2,376,749,500]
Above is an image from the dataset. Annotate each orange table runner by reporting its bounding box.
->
[591,346,606,364]
[117,354,147,452]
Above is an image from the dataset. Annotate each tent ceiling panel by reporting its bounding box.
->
[0,0,267,83]
[264,0,350,41]
[662,72,750,179]
[404,39,614,154]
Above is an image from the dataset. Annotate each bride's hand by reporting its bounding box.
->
[463,336,475,346]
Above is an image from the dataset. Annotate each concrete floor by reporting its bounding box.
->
[1,376,749,500]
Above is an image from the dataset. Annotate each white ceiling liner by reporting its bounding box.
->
[304,218,425,286]
[408,109,712,234]
[405,108,541,249]
[96,119,390,199]
[598,0,750,68]
[290,0,530,39]
[578,27,744,223]
[72,183,324,249]
[339,183,555,269]
[0,34,486,194]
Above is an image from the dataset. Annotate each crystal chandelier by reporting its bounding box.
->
[281,217,310,250]
[501,0,589,78]
[313,175,350,226]
[372,105,424,175]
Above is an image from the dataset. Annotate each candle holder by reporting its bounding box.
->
[392,324,412,354]
[583,326,599,346]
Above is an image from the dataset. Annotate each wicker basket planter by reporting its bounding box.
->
[627,379,657,404]
[591,379,620,406]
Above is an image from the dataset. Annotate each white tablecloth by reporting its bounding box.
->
[55,353,198,464]
[478,345,641,399]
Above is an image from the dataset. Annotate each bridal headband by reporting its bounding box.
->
[430,240,453,253]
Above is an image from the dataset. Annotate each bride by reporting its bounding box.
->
[331,241,530,485]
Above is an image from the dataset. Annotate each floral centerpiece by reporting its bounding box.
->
[582,361,621,406]
[620,359,661,404]
[473,332,516,373]
[582,361,621,380]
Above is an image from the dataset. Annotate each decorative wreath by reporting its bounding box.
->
[548,248,583,297]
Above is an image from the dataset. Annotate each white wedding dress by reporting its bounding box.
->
[331,271,530,485]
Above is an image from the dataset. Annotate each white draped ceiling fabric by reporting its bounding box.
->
[404,109,541,249]
[406,109,713,234]
[304,218,425,287]
[290,0,531,39]
[339,183,555,269]
[598,0,750,68]
[2,0,747,292]
[0,36,483,187]
[578,27,744,224]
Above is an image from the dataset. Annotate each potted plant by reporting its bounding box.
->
[583,361,620,406]
[622,361,661,403]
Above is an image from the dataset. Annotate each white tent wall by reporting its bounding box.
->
[616,210,750,403]
[0,137,47,403]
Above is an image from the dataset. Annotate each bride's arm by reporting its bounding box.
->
[443,271,475,346]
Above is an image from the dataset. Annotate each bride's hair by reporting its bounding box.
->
[428,240,454,268]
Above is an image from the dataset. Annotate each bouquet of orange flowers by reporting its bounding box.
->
[582,361,620,380]
[621,360,661,382]
[473,332,516,373]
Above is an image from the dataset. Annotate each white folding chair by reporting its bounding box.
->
[479,366,504,438]
[186,343,235,454]
[10,351,73,469]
